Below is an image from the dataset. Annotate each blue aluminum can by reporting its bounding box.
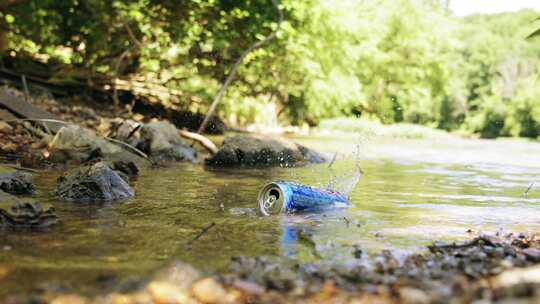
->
[258,181,349,216]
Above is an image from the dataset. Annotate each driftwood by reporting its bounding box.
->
[524,182,535,197]
[428,236,497,252]
[0,89,64,133]
[179,129,218,154]
[185,222,216,250]
[104,136,153,164]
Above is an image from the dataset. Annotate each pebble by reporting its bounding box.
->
[0,266,9,279]
[0,121,12,132]
[147,281,190,304]
[50,294,88,304]
[523,248,540,262]
[192,278,228,304]
[399,287,430,304]
[1,142,17,153]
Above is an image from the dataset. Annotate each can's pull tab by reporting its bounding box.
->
[264,195,277,210]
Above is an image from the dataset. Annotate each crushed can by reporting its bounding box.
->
[258,181,349,216]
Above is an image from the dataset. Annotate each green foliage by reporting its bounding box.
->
[527,17,540,39]
[2,0,540,138]
[505,77,540,138]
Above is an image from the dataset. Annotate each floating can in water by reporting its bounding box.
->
[258,181,349,216]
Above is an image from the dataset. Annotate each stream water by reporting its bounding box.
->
[1,135,540,297]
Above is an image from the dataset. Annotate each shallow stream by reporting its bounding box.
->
[1,135,540,297]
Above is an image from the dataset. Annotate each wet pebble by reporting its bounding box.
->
[523,248,540,262]
[147,281,190,304]
[399,287,430,304]
[192,278,230,304]
[50,294,88,304]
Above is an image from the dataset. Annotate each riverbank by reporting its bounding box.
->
[4,233,539,303]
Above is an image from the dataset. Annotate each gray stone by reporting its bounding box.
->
[139,121,197,163]
[0,170,36,195]
[114,119,141,147]
[48,124,144,165]
[0,190,57,229]
[205,135,328,167]
[55,162,134,202]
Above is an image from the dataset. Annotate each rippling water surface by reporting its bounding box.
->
[1,135,539,296]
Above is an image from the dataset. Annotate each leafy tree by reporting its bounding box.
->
[1,0,540,138]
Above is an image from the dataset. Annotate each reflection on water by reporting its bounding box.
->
[1,137,540,296]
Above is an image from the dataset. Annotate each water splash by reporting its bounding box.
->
[327,144,363,197]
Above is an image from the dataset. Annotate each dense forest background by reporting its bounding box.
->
[1,0,540,138]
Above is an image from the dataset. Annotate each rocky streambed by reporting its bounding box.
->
[3,233,539,303]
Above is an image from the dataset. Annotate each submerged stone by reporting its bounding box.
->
[55,162,134,202]
[205,135,328,167]
[0,190,57,229]
[111,161,139,180]
[0,171,36,195]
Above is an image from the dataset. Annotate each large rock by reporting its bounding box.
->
[48,124,145,165]
[205,135,328,167]
[112,119,141,147]
[169,110,227,134]
[0,190,57,229]
[55,162,134,202]
[0,170,36,195]
[139,121,197,163]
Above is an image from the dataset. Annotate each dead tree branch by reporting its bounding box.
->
[197,0,283,134]
[112,22,143,108]
[179,129,218,154]
[185,222,216,250]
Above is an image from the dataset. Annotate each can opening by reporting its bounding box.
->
[269,189,280,200]
[258,183,284,216]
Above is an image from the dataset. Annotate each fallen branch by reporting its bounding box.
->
[2,118,65,140]
[428,236,497,252]
[104,137,153,164]
[185,222,216,250]
[22,121,50,139]
[524,182,535,197]
[179,129,218,154]
[2,118,70,125]
[327,152,338,168]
